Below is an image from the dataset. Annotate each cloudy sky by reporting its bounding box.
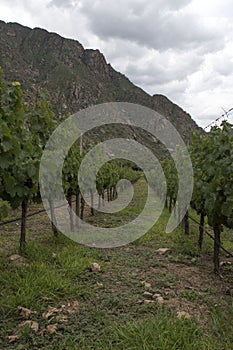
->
[1,0,233,128]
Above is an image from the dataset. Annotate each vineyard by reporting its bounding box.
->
[0,71,233,349]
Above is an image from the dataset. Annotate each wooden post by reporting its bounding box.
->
[198,212,205,249]
[169,197,173,213]
[80,195,85,220]
[48,198,58,237]
[20,198,28,251]
[90,190,94,216]
[173,200,177,218]
[76,190,80,228]
[79,134,83,156]
[98,194,101,209]
[184,209,189,235]
[67,192,74,232]
[213,223,221,274]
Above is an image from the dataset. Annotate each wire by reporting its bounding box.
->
[0,192,103,227]
[0,208,46,227]
[0,198,79,227]
[204,107,233,130]
[188,214,233,258]
[1,193,233,259]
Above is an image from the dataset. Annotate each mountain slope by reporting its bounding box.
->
[0,20,201,153]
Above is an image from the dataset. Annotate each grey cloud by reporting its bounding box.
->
[48,0,85,9]
[145,79,189,98]
[125,51,204,85]
[78,0,224,52]
[49,0,190,11]
[48,0,75,7]
[211,55,233,77]
[216,65,233,77]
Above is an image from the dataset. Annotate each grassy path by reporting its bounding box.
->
[0,178,232,349]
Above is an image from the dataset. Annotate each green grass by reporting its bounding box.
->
[179,290,205,302]
[97,311,214,350]
[0,238,100,316]
[0,178,232,349]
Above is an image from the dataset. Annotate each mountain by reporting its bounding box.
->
[0,20,201,155]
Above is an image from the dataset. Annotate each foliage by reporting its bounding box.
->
[190,122,233,230]
[191,122,233,228]
[0,69,55,246]
[0,199,9,220]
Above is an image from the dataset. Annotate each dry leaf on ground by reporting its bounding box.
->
[155,248,171,255]
[46,324,58,334]
[65,300,79,314]
[90,262,101,272]
[17,320,39,332]
[144,300,154,304]
[39,324,58,336]
[56,315,69,323]
[9,254,21,261]
[42,306,59,319]
[140,281,152,288]
[177,311,191,319]
[156,296,165,305]
[6,335,20,343]
[17,306,37,319]
[143,291,153,298]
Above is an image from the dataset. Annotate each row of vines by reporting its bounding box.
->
[1,70,232,273]
[158,123,233,273]
[0,70,140,250]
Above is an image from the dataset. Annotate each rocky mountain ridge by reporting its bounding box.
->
[0,20,201,154]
